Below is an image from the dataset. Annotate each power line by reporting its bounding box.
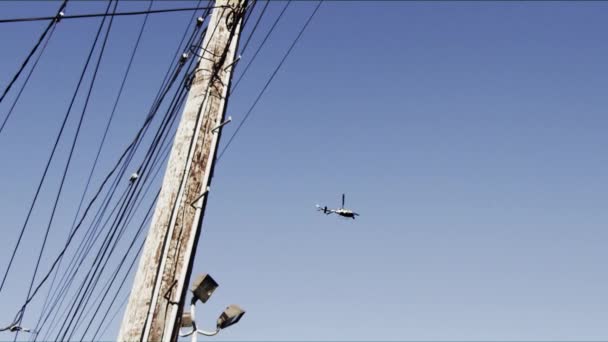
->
[218,0,323,160]
[0,0,66,114]
[57,83,189,341]
[8,3,118,337]
[239,0,269,56]
[33,1,154,334]
[138,5,239,334]
[0,23,58,137]
[0,0,109,296]
[34,76,188,341]
[20,30,199,316]
[0,5,225,24]
[31,37,199,339]
[230,0,291,94]
[2,22,199,331]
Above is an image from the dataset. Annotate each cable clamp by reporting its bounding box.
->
[55,11,64,23]
[196,16,205,27]
[179,52,190,64]
[212,116,232,133]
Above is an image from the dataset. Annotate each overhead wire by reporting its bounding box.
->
[18,0,120,330]
[1,54,190,332]
[239,0,269,56]
[74,126,176,341]
[229,0,291,94]
[137,4,247,338]
[58,82,190,340]
[0,0,67,109]
[34,68,186,340]
[21,16,204,318]
[35,19,205,336]
[218,0,323,161]
[2,0,268,338]
[0,23,58,137]
[0,0,110,297]
[35,69,189,341]
[0,4,226,24]
[33,0,154,334]
[5,3,118,337]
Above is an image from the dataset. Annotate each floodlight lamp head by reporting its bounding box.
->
[216,304,245,330]
[190,273,218,303]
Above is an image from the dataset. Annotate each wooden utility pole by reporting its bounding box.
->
[117,1,246,341]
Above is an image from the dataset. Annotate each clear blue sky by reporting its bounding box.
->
[0,1,607,341]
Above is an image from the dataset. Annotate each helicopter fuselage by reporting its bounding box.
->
[316,194,359,219]
[335,209,356,218]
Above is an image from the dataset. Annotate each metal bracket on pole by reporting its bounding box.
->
[163,280,179,305]
[190,187,210,209]
[223,55,241,71]
[212,116,231,133]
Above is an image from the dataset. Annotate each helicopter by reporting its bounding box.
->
[316,194,360,219]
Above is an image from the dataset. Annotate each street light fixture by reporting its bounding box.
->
[190,273,218,304]
[217,305,246,330]
[179,274,245,341]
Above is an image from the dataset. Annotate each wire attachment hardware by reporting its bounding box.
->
[212,116,232,133]
[223,55,241,71]
[196,16,205,27]
[190,187,210,209]
[180,52,190,64]
[8,324,31,333]
[55,11,65,23]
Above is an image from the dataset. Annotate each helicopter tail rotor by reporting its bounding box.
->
[316,204,330,214]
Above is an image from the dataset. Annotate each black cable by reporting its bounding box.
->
[7,1,221,336]
[36,82,185,340]
[61,84,189,340]
[68,0,153,248]
[55,180,140,341]
[35,60,188,338]
[7,4,117,338]
[20,0,118,325]
[95,290,130,340]
[0,23,58,137]
[77,189,159,341]
[38,56,192,340]
[11,5,204,329]
[18,36,196,316]
[137,6,241,339]
[0,4,226,24]
[4,75,180,331]
[33,0,154,334]
[35,186,132,341]
[219,1,323,160]
[58,89,183,340]
[239,0,269,56]
[0,0,66,108]
[77,132,173,333]
[240,0,258,29]
[229,0,290,94]
[0,0,109,296]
